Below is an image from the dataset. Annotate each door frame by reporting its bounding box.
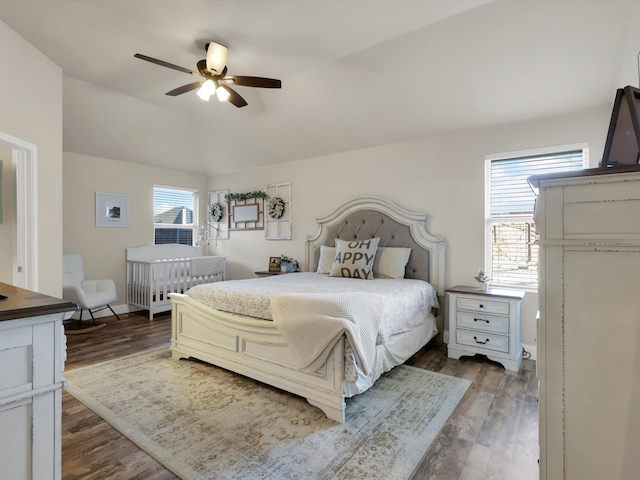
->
[0,131,37,291]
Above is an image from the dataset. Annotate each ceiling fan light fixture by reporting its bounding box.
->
[135,43,280,108]
[197,79,216,101]
[216,86,230,102]
[206,42,228,75]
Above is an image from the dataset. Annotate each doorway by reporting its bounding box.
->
[0,131,37,291]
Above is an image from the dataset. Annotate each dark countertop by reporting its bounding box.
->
[0,282,77,322]
[528,164,640,185]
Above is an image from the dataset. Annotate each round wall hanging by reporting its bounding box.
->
[268,197,285,219]
[209,202,223,222]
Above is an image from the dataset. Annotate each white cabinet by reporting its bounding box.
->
[531,167,640,480]
[0,283,75,480]
[446,285,524,371]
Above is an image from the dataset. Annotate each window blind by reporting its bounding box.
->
[153,187,197,245]
[487,149,584,289]
[490,150,584,217]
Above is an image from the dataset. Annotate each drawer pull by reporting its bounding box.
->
[474,336,490,345]
[474,318,490,324]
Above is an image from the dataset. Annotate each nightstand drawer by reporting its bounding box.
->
[456,311,509,334]
[456,296,509,315]
[456,330,509,353]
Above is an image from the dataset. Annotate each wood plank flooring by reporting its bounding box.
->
[62,312,539,479]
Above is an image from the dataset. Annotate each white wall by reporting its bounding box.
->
[0,19,63,296]
[209,105,611,351]
[63,76,200,174]
[63,152,208,311]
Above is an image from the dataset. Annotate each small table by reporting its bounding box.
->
[446,285,525,371]
[254,270,297,278]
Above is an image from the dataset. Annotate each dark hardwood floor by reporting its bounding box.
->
[62,312,538,480]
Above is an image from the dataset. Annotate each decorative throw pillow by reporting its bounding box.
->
[373,247,412,279]
[329,238,380,280]
[317,245,337,274]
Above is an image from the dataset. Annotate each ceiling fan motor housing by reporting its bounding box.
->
[206,41,228,74]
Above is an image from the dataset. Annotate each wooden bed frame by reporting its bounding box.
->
[170,196,445,423]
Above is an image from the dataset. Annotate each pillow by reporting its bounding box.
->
[329,238,380,280]
[317,245,336,274]
[373,247,412,279]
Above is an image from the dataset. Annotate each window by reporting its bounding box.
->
[485,146,587,289]
[153,186,198,245]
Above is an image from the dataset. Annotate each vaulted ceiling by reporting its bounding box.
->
[0,1,638,175]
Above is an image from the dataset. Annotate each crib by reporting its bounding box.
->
[126,244,225,319]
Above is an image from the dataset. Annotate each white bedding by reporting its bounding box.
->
[270,292,384,375]
[186,272,439,344]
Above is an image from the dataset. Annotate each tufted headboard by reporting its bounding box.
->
[305,196,446,297]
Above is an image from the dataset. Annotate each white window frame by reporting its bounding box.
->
[153,185,199,246]
[484,143,589,291]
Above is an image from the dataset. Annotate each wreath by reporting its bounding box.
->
[208,202,223,222]
[268,197,285,219]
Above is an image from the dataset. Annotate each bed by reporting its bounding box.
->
[170,196,445,423]
[126,244,225,319]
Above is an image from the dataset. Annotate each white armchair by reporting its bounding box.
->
[62,253,120,324]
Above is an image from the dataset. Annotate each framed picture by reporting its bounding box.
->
[95,192,129,228]
[269,256,281,272]
[233,204,259,223]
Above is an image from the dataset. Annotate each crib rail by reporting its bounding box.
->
[127,256,224,319]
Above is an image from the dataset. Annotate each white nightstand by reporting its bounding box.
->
[446,285,525,371]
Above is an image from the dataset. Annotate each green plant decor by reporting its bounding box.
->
[225,191,268,202]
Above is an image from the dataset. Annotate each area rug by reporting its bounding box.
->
[64,348,470,480]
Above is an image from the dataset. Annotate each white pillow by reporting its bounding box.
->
[373,247,412,279]
[317,245,336,274]
[329,238,380,280]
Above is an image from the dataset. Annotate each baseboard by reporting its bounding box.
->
[522,343,537,361]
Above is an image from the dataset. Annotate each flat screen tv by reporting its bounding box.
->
[601,86,640,167]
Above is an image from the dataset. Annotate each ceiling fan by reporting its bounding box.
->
[134,41,281,108]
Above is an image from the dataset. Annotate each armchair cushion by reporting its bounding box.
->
[62,254,117,310]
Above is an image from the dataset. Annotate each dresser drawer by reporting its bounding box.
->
[456,330,509,353]
[456,311,509,334]
[456,296,509,315]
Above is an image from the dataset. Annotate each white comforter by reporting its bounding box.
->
[187,272,439,344]
[270,292,384,375]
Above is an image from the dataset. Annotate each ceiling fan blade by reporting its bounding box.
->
[166,81,203,96]
[134,53,201,77]
[205,42,228,75]
[223,76,282,88]
[219,84,248,108]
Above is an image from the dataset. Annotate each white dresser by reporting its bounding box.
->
[531,166,640,480]
[446,285,525,371]
[0,283,76,480]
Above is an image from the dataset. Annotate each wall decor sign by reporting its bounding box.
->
[226,190,265,231]
[95,192,129,228]
[233,204,259,223]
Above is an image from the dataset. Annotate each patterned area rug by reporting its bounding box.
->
[64,348,470,480]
